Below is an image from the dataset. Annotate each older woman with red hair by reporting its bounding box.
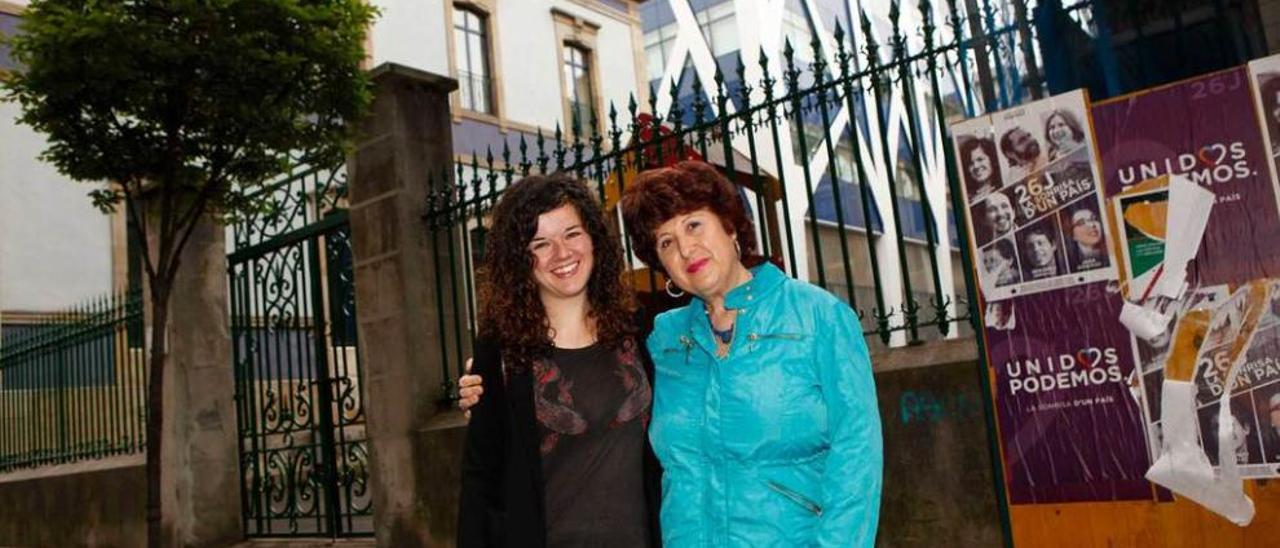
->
[619,161,881,547]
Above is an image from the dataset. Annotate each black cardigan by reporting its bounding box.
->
[457,337,664,547]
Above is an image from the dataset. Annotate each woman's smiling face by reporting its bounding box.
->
[528,203,595,304]
[653,208,740,300]
[969,147,993,184]
[1047,113,1075,149]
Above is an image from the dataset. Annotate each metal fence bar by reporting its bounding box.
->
[0,289,144,472]
[422,8,1039,360]
[228,163,372,538]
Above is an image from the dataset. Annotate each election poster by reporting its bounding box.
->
[958,65,1280,505]
[983,283,1154,503]
[1188,282,1280,477]
[1250,55,1280,213]
[1093,65,1280,479]
[955,90,1116,302]
[1092,66,1280,284]
[953,90,1153,504]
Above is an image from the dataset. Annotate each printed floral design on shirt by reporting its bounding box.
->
[612,338,652,428]
[532,357,587,455]
[533,338,653,455]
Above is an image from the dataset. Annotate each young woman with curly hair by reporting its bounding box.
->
[457,173,661,548]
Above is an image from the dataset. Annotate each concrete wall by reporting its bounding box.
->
[368,0,450,76]
[0,457,145,547]
[400,339,1001,547]
[872,341,1003,547]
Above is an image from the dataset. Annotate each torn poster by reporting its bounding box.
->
[1094,64,1280,483]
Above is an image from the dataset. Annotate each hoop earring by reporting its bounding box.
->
[665,279,685,298]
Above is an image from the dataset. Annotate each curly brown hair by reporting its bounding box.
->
[620,160,759,275]
[477,173,635,370]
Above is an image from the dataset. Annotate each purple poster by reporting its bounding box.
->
[1092,67,1280,285]
[1093,66,1280,480]
[957,67,1280,506]
[984,283,1153,503]
[954,91,1156,504]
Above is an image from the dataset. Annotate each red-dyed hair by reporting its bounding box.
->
[620,160,759,275]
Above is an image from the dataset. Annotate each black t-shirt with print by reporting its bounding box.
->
[535,340,651,548]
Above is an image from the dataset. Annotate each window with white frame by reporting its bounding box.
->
[696,2,738,58]
[453,6,493,114]
[562,43,596,134]
[644,21,677,82]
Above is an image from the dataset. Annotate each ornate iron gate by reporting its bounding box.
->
[228,164,371,537]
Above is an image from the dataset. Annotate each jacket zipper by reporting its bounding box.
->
[764,480,823,516]
[746,333,806,341]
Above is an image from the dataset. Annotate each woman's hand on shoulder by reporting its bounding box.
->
[457,358,484,419]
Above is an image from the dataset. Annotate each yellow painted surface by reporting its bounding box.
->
[1009,479,1280,547]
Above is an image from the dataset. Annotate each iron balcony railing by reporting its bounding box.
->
[457,70,494,115]
[0,290,146,472]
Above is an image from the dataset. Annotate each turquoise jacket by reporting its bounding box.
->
[647,263,882,547]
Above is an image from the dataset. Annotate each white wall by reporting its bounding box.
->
[370,0,643,133]
[369,0,450,76]
[494,1,642,131]
[0,100,114,312]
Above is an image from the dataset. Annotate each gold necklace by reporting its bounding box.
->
[708,309,735,358]
[715,338,731,358]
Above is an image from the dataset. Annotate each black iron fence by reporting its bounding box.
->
[425,1,1040,395]
[228,162,372,537]
[0,290,146,472]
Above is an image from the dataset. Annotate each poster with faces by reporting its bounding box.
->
[951,90,1117,301]
[1127,280,1280,477]
[1248,54,1280,218]
[953,115,1001,205]
[1189,282,1280,477]
[1124,284,1229,463]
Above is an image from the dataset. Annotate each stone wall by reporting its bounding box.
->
[872,341,1003,547]
[1261,0,1280,54]
[0,456,145,547]
[413,338,1003,547]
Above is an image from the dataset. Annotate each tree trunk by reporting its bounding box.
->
[146,283,171,548]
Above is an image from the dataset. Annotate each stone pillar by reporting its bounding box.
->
[347,63,464,547]
[154,213,241,547]
[1262,0,1280,54]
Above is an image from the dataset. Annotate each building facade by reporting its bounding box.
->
[0,0,649,327]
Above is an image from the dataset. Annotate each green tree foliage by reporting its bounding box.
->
[6,0,375,221]
[3,2,377,545]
